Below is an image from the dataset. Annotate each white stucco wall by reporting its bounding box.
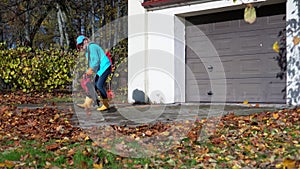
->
[128,1,147,103]
[286,0,300,105]
[128,0,289,104]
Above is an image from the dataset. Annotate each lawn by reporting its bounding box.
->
[0,92,299,169]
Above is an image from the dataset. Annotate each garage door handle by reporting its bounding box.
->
[208,65,213,72]
[207,91,213,95]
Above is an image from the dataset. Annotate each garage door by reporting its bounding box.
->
[185,3,286,103]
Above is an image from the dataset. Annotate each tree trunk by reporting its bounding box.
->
[62,10,69,48]
[57,4,64,48]
[29,5,54,47]
[24,1,31,46]
[114,0,121,47]
[57,3,70,49]
[91,0,95,41]
[110,0,115,50]
[98,0,105,47]
[0,12,3,42]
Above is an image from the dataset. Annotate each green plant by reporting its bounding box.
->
[0,44,78,92]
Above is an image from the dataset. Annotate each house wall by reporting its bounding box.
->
[128,1,148,103]
[129,0,297,105]
[286,0,300,105]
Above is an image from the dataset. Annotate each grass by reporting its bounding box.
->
[0,128,299,168]
[0,140,90,168]
[0,139,154,169]
[47,96,73,103]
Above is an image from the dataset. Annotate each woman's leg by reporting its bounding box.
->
[95,67,111,111]
[95,67,111,99]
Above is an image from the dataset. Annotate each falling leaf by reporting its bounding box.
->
[273,41,280,53]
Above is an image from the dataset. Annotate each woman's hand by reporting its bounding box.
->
[86,68,93,76]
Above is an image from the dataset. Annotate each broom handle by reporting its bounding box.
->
[108,80,111,90]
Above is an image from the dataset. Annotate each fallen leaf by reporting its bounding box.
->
[145,130,153,136]
[273,113,279,119]
[0,160,14,168]
[93,163,103,169]
[283,158,296,168]
[243,100,249,105]
[293,36,300,46]
[54,114,60,121]
[67,148,75,157]
[46,143,60,151]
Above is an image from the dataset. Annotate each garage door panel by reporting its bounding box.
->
[210,34,235,56]
[187,28,280,57]
[186,4,285,103]
[266,80,286,102]
[239,33,262,53]
[235,78,285,102]
[187,37,219,57]
[187,55,279,79]
[235,80,264,102]
[186,80,228,102]
[186,72,285,103]
[186,25,209,38]
[263,28,281,47]
[239,56,263,76]
[213,20,239,33]
[265,53,281,74]
[268,14,285,25]
[186,57,234,80]
[187,78,285,103]
[238,17,267,30]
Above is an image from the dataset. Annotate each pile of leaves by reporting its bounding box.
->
[0,91,72,105]
[0,105,85,143]
[0,104,299,168]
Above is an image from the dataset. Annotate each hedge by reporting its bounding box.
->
[0,43,79,92]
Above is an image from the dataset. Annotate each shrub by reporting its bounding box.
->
[0,44,78,92]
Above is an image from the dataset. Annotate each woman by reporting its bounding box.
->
[76,35,111,111]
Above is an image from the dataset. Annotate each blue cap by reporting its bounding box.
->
[76,35,86,45]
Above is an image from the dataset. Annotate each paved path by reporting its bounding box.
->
[15,102,284,128]
[70,103,283,128]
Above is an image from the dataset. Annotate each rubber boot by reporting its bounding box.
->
[77,96,93,109]
[97,99,110,111]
